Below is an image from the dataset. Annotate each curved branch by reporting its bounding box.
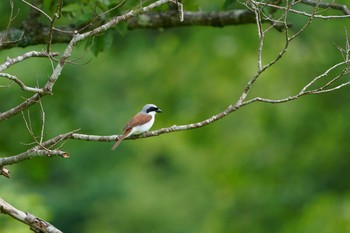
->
[0,94,41,121]
[0,197,62,233]
[0,73,44,93]
[0,51,58,72]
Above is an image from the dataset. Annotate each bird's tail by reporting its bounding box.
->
[111,134,126,150]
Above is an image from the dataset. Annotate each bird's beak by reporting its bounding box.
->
[156,108,162,113]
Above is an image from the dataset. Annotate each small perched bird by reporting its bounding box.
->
[111,104,162,150]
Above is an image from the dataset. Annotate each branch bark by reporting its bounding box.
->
[2,1,349,51]
[0,10,255,51]
[0,197,63,233]
[301,0,350,15]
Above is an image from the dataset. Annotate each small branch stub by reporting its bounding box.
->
[0,167,10,178]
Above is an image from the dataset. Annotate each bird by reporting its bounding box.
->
[111,104,162,150]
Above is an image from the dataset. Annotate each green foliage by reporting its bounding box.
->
[87,30,116,56]
[222,0,238,10]
[1,1,350,233]
[182,0,200,11]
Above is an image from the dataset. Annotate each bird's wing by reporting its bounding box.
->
[123,113,152,131]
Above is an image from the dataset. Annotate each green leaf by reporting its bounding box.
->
[182,0,200,11]
[89,31,115,56]
[61,3,81,13]
[115,21,128,36]
[222,0,238,10]
[95,1,108,12]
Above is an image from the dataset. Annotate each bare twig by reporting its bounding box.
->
[253,1,350,19]
[0,73,44,93]
[22,110,35,142]
[0,51,58,72]
[4,0,15,42]
[96,0,127,19]
[39,97,46,144]
[301,0,350,15]
[0,130,76,168]
[20,0,52,21]
[239,0,317,105]
[0,94,41,121]
[47,0,63,52]
[0,51,58,121]
[251,0,264,71]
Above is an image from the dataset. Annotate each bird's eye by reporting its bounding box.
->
[147,107,156,113]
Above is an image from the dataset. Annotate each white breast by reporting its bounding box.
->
[129,112,156,136]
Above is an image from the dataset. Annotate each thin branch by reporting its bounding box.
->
[0,130,76,168]
[252,0,264,71]
[20,0,52,21]
[301,0,350,15]
[39,97,46,144]
[0,94,41,121]
[0,51,58,121]
[47,0,63,52]
[239,0,316,105]
[4,0,15,42]
[254,1,350,19]
[0,73,44,93]
[97,0,127,19]
[0,51,58,72]
[22,110,35,142]
[301,61,347,92]
[0,197,63,233]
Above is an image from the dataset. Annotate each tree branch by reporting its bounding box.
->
[301,0,350,15]
[0,9,255,51]
[0,129,73,178]
[0,51,57,121]
[0,94,41,121]
[0,197,63,233]
[127,9,255,29]
[0,73,44,93]
[0,51,58,71]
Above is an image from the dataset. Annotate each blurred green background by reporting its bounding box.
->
[1,1,350,232]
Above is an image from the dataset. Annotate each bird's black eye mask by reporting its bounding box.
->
[147,107,161,113]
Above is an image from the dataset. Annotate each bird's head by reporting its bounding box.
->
[142,104,162,114]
